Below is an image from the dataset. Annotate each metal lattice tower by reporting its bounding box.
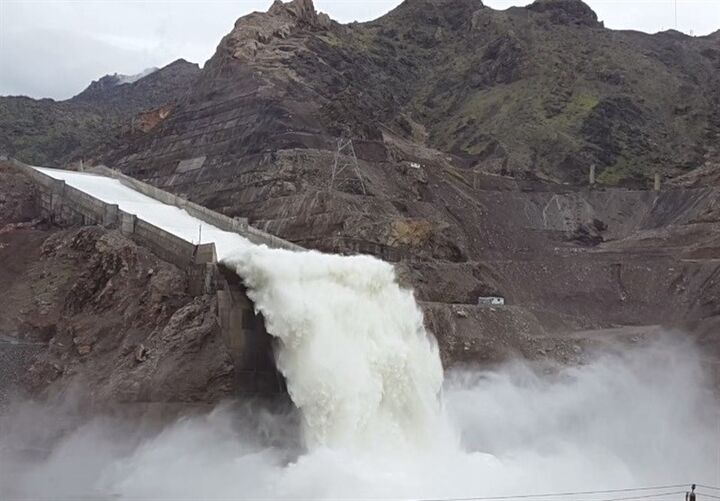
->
[329,134,367,195]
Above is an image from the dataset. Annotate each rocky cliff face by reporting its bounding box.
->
[0,163,234,406]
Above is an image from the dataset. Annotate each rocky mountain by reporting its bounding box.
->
[4,0,718,183]
[97,0,720,188]
[0,59,200,166]
[76,0,720,362]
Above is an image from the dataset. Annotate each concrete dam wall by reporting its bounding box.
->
[4,156,296,395]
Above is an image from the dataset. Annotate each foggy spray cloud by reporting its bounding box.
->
[1,247,719,499]
[1,339,719,499]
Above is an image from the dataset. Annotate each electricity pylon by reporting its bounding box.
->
[329,134,367,195]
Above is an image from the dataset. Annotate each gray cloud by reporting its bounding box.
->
[1,0,717,100]
[0,27,158,99]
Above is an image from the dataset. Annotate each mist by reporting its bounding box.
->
[1,337,718,500]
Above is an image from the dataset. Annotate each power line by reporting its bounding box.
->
[420,486,690,501]
[698,486,720,492]
[593,491,686,501]
[696,493,720,500]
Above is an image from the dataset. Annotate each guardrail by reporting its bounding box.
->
[5,157,217,295]
[88,165,304,252]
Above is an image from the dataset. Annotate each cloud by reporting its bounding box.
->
[0,0,251,100]
[0,27,159,99]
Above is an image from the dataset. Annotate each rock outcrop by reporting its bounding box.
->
[526,0,602,27]
[218,0,331,62]
[0,163,234,406]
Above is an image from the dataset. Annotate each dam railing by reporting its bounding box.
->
[87,164,304,252]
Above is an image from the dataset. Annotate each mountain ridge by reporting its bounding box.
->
[0,59,200,165]
[2,0,719,184]
[97,0,720,185]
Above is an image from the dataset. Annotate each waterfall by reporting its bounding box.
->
[222,246,445,450]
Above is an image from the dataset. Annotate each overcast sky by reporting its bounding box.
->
[1,0,718,100]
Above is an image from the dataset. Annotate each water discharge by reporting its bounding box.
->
[1,337,718,499]
[223,246,446,451]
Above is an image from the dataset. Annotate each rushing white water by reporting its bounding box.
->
[34,167,253,260]
[2,339,718,499]
[223,246,446,450]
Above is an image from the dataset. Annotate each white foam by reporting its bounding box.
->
[223,246,446,450]
[3,342,718,499]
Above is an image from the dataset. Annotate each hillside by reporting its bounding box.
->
[94,0,720,188]
[75,0,719,365]
[369,0,720,184]
[0,59,200,166]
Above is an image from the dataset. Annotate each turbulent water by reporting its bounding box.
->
[223,246,445,450]
[1,247,719,499]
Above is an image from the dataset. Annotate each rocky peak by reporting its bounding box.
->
[268,0,330,27]
[380,0,484,27]
[526,0,601,27]
[161,58,199,71]
[76,74,125,99]
[217,0,331,63]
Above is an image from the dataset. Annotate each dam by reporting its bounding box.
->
[4,157,303,395]
[2,156,446,452]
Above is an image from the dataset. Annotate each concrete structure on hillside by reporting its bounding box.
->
[6,158,297,395]
[478,296,505,306]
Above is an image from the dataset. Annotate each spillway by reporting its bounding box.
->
[34,165,445,450]
[35,167,253,260]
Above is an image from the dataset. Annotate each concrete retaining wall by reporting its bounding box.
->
[131,217,197,269]
[217,268,285,394]
[6,158,214,296]
[89,164,304,252]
